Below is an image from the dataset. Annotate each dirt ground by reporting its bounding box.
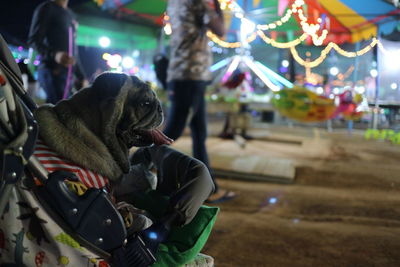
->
[174,126,400,267]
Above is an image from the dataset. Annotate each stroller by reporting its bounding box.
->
[0,35,216,267]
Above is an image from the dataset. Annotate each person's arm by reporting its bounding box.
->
[73,54,89,89]
[28,3,74,67]
[28,4,54,60]
[205,0,225,37]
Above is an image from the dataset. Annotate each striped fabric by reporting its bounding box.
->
[33,139,108,189]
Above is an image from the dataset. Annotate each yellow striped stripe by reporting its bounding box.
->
[319,0,377,42]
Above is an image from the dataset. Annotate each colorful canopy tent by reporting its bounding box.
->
[226,0,399,44]
[88,0,399,46]
[293,0,400,44]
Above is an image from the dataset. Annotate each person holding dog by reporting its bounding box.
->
[28,0,88,104]
[164,0,236,203]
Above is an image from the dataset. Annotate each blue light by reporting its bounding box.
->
[148,231,158,240]
[269,197,277,204]
[279,66,288,73]
[210,58,231,72]
[255,61,294,88]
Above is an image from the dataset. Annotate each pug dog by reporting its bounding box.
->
[34,72,172,182]
[33,71,213,245]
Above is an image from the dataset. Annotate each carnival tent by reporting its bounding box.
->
[90,0,399,45]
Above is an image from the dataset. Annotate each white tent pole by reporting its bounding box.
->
[372,38,380,129]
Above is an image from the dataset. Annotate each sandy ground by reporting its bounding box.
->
[173,125,400,267]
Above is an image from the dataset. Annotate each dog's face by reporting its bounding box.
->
[117,76,164,147]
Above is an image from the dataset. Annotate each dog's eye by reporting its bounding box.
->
[140,101,150,107]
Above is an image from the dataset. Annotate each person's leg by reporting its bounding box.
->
[163,81,236,203]
[148,145,214,225]
[52,68,68,102]
[187,81,220,191]
[188,82,237,202]
[37,66,57,104]
[188,81,209,168]
[37,66,68,104]
[163,81,192,141]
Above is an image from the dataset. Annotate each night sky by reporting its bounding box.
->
[0,0,110,78]
[0,0,90,46]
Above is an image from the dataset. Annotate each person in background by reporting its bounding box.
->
[164,0,237,203]
[28,0,88,104]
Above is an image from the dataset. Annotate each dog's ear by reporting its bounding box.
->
[92,72,128,101]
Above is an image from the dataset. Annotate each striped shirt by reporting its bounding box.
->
[33,139,108,189]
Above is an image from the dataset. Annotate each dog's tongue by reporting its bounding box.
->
[145,129,174,146]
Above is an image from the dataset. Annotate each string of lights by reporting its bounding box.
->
[296,8,328,46]
[257,0,305,30]
[332,38,379,57]
[210,0,329,48]
[207,31,257,48]
[290,38,379,68]
[257,30,307,49]
[219,0,234,11]
[257,0,328,46]
[290,45,331,68]
[166,0,387,68]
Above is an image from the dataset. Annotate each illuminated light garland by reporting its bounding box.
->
[290,38,379,68]
[311,29,328,46]
[332,38,379,57]
[219,0,229,10]
[297,8,328,46]
[163,14,172,35]
[257,30,307,49]
[164,23,172,35]
[208,0,383,62]
[257,0,304,30]
[207,31,257,48]
[290,45,331,68]
[256,0,328,46]
[212,0,327,48]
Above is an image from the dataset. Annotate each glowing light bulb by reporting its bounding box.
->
[281,60,289,68]
[122,57,134,69]
[330,67,339,76]
[99,36,111,48]
[316,87,324,94]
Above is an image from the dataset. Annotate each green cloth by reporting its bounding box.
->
[132,191,219,267]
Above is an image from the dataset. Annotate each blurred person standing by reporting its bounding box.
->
[164,0,236,203]
[28,0,87,104]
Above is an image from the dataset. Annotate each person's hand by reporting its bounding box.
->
[82,79,89,88]
[54,51,75,67]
